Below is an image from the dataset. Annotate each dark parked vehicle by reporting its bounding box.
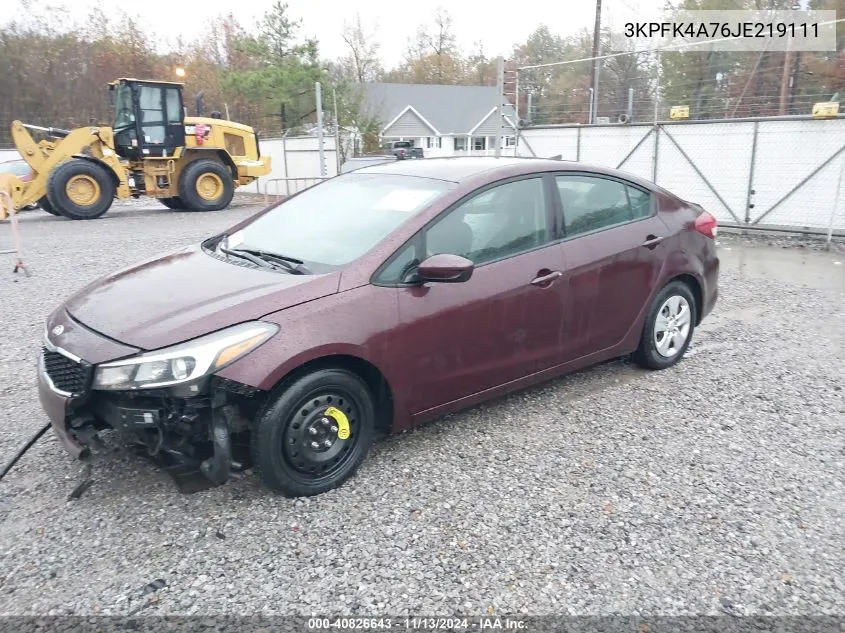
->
[38,157,719,497]
[383,140,424,160]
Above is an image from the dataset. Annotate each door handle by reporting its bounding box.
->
[642,234,665,249]
[530,270,563,286]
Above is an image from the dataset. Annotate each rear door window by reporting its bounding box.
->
[554,175,651,237]
[627,186,653,219]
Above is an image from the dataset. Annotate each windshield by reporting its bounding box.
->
[225,173,455,273]
[113,83,135,130]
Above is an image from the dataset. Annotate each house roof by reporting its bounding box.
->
[361,83,517,136]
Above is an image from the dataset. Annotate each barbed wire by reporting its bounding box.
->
[516,45,844,124]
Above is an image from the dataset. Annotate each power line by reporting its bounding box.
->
[517,17,845,71]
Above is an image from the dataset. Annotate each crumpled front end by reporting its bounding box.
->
[37,309,268,487]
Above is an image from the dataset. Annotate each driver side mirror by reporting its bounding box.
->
[416,253,474,284]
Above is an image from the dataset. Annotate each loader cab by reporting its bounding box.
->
[109,79,186,159]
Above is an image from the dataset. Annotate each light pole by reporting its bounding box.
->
[315,82,326,177]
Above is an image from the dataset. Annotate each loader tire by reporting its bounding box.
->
[178,159,234,212]
[47,159,115,220]
[159,196,186,210]
[37,197,60,215]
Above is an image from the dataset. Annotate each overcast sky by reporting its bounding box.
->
[6,0,663,68]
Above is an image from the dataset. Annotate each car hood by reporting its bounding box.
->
[64,244,341,350]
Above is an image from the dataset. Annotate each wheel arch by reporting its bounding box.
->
[262,353,395,435]
[69,155,122,190]
[180,148,237,180]
[667,273,704,325]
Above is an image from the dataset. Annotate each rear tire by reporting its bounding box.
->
[159,196,186,210]
[635,280,697,370]
[46,159,115,220]
[38,197,60,215]
[251,369,375,497]
[177,159,234,212]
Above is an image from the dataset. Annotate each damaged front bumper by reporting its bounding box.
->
[37,313,266,487]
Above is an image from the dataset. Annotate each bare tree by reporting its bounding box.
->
[422,7,458,82]
[340,14,382,83]
[395,6,463,84]
[425,7,457,57]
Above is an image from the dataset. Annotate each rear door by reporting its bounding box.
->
[552,172,668,359]
[377,175,570,415]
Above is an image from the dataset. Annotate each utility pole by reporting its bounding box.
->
[332,86,341,172]
[779,0,806,115]
[589,0,602,124]
[778,35,794,115]
[315,82,326,177]
[494,56,504,157]
[788,51,802,113]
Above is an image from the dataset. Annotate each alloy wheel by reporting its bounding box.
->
[653,295,692,358]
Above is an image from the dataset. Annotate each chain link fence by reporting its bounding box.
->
[516,46,844,126]
[517,115,845,240]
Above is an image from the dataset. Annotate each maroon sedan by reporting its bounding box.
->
[38,157,719,497]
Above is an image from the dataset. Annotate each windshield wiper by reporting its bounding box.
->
[234,248,311,275]
[218,245,281,271]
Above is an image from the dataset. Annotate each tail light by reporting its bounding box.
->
[694,210,718,239]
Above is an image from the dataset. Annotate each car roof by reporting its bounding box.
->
[0,159,28,171]
[352,156,658,191]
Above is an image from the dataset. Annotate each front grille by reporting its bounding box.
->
[42,347,88,394]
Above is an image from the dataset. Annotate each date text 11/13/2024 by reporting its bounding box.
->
[307,617,527,630]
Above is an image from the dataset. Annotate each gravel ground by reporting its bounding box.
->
[0,202,843,617]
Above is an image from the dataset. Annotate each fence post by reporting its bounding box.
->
[652,124,660,183]
[315,82,327,177]
[744,121,759,225]
[494,56,504,158]
[826,153,845,249]
[282,131,289,180]
[651,48,661,184]
[514,70,520,156]
[576,126,581,162]
[652,48,661,125]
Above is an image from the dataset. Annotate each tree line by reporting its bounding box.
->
[0,0,842,148]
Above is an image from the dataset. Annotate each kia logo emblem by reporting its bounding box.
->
[52,325,64,336]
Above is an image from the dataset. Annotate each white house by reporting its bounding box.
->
[360,83,518,157]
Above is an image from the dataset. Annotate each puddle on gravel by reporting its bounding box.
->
[688,243,844,354]
[718,242,845,292]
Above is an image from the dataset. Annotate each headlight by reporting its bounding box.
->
[92,321,277,390]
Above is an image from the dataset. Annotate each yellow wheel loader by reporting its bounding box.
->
[0,78,271,221]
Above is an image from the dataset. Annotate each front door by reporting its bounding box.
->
[552,173,668,359]
[135,84,186,157]
[383,175,571,415]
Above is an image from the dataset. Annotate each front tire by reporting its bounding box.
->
[46,159,115,220]
[635,280,697,370]
[159,196,186,210]
[177,159,234,212]
[252,369,375,497]
[38,196,60,215]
